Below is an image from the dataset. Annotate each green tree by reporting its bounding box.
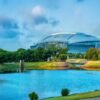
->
[0,49,7,63]
[59,54,67,61]
[97,49,100,60]
[0,44,69,63]
[16,48,26,61]
[85,48,98,60]
[44,44,68,61]
[29,92,39,100]
[61,88,70,96]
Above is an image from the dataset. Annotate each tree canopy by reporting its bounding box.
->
[0,44,68,63]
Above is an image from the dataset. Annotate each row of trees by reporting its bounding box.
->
[0,44,68,63]
[0,45,100,63]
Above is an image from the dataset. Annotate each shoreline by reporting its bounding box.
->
[0,60,100,73]
[44,90,100,100]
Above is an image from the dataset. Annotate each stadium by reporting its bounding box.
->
[31,32,100,53]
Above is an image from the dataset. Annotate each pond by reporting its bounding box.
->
[0,70,100,100]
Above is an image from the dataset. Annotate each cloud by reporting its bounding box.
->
[77,0,85,3]
[0,5,60,48]
[32,5,45,16]
[32,15,48,25]
[50,18,59,26]
[0,16,20,38]
[0,30,20,38]
[28,5,59,26]
[0,17,18,30]
[18,5,60,47]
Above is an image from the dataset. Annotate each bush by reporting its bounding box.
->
[59,54,67,61]
[61,88,70,96]
[29,92,39,100]
[85,48,98,60]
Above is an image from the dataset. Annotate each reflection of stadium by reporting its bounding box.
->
[31,32,100,53]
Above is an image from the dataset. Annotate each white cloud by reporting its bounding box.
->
[11,5,60,49]
[32,5,46,17]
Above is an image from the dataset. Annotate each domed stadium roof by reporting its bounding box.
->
[42,32,100,44]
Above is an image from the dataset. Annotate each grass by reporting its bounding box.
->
[83,61,100,70]
[0,60,100,73]
[67,59,100,70]
[44,90,100,100]
[0,61,70,73]
[24,62,60,70]
[0,63,19,73]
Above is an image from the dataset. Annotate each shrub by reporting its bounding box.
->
[29,92,39,100]
[59,54,67,61]
[61,88,70,96]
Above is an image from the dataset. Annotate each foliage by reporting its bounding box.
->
[29,92,39,100]
[85,48,98,60]
[59,54,67,61]
[61,88,70,96]
[0,46,100,64]
[68,53,84,59]
[0,44,68,63]
[0,49,6,63]
[0,63,18,73]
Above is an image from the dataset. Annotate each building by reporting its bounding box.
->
[30,32,100,53]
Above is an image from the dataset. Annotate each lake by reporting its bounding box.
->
[0,70,100,100]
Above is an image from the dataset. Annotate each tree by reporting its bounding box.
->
[85,48,98,60]
[29,92,39,100]
[0,49,7,63]
[25,49,35,62]
[59,54,67,61]
[97,49,100,60]
[61,88,70,96]
[0,45,69,63]
[16,48,26,61]
[44,44,68,61]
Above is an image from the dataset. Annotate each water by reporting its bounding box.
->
[0,70,100,100]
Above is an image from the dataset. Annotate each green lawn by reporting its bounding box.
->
[0,62,50,73]
[24,62,59,70]
[0,60,100,73]
[0,62,70,73]
[44,91,100,100]
[0,63,19,73]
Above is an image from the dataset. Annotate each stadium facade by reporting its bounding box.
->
[31,32,100,53]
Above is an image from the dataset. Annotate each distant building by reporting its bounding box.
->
[30,32,100,53]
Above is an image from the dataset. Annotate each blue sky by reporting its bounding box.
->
[0,0,100,50]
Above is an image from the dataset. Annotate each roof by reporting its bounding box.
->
[42,32,100,44]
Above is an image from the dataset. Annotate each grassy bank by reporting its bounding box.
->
[67,59,100,70]
[44,90,100,100]
[0,62,72,73]
[24,62,67,70]
[0,60,100,73]
[82,61,100,70]
[0,63,19,73]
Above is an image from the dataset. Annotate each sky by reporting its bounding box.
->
[0,0,100,50]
